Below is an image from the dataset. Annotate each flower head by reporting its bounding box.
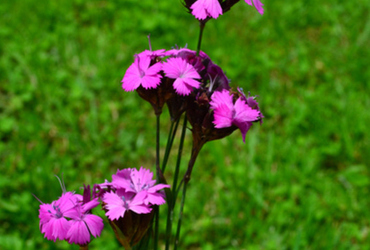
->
[210,89,261,142]
[101,167,170,220]
[38,192,77,242]
[190,0,223,20]
[121,53,162,91]
[103,191,152,221]
[37,179,103,245]
[66,199,104,245]
[162,57,201,95]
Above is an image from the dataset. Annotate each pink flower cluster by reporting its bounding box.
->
[121,45,262,142]
[190,0,264,20]
[100,167,170,220]
[122,48,204,96]
[38,187,103,246]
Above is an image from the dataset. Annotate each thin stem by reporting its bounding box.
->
[165,115,187,250]
[154,113,161,250]
[174,180,188,250]
[172,116,187,204]
[154,206,159,250]
[162,118,180,173]
[196,21,206,56]
[156,114,161,182]
[174,138,205,250]
[161,120,175,173]
[79,245,89,250]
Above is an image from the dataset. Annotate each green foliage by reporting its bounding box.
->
[0,0,369,249]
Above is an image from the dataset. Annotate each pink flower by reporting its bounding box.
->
[162,57,201,95]
[121,54,162,91]
[103,191,152,221]
[244,0,264,15]
[38,192,78,242]
[210,89,261,142]
[111,167,170,205]
[190,0,223,20]
[37,180,104,245]
[66,199,104,245]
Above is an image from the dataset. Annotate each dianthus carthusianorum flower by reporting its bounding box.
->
[100,167,170,220]
[184,0,264,20]
[190,0,223,20]
[121,53,162,91]
[66,199,104,245]
[162,57,201,95]
[37,181,103,245]
[38,192,77,242]
[210,89,261,142]
[103,191,152,221]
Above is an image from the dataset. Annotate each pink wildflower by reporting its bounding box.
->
[162,57,201,95]
[244,0,264,15]
[66,199,104,245]
[121,53,162,91]
[103,191,152,221]
[111,167,170,205]
[38,192,77,242]
[210,89,261,142]
[190,0,223,20]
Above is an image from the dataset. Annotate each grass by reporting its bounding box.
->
[0,0,369,249]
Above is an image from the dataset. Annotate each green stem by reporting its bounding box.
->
[162,118,180,173]
[174,180,188,250]
[196,21,206,56]
[165,115,187,250]
[154,113,161,250]
[174,138,205,250]
[156,114,161,182]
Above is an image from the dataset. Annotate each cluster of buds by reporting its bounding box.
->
[121,45,263,145]
[37,183,103,246]
[183,0,264,21]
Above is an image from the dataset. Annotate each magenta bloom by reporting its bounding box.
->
[162,57,201,95]
[121,53,162,91]
[37,181,104,245]
[210,89,261,142]
[244,0,264,15]
[103,191,152,221]
[38,192,77,242]
[190,0,223,20]
[111,167,170,205]
[66,199,104,245]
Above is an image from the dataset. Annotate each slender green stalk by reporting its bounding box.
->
[156,114,161,181]
[162,118,180,173]
[165,115,188,250]
[79,245,89,250]
[174,138,205,250]
[171,116,187,203]
[196,21,206,56]
[174,180,187,250]
[154,113,161,250]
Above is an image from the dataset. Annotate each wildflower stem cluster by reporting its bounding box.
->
[36,0,264,249]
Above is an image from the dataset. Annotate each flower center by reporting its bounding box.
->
[49,205,63,218]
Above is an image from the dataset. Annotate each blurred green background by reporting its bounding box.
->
[1,0,369,249]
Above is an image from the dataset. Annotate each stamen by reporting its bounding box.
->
[208,73,218,92]
[147,34,152,51]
